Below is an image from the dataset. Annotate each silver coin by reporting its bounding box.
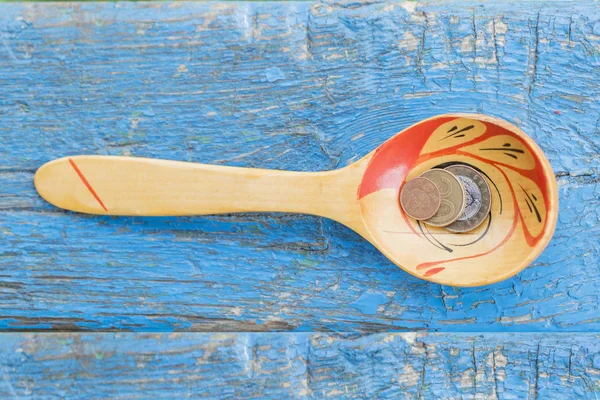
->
[455,175,482,221]
[444,165,491,233]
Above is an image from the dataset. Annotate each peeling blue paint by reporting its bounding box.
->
[0,1,599,336]
[264,66,286,83]
[349,292,388,315]
[0,333,598,398]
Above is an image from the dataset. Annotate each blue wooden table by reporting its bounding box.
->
[1,1,599,397]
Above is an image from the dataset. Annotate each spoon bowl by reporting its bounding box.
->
[34,114,558,286]
[356,114,558,286]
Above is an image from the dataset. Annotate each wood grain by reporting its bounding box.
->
[1,332,599,398]
[0,1,599,330]
[33,155,367,234]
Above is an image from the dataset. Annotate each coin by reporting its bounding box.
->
[444,165,492,233]
[420,169,466,227]
[399,177,441,220]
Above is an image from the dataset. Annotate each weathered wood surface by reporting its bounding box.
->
[1,1,600,332]
[0,333,599,399]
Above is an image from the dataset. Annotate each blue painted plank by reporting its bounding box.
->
[1,1,600,331]
[1,332,599,399]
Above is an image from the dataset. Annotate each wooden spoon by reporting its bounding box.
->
[34,114,558,287]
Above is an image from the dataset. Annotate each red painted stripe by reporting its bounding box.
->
[68,158,108,212]
[424,267,445,277]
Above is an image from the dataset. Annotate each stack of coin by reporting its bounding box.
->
[399,165,491,232]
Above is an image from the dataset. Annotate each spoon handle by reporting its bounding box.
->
[34,155,364,228]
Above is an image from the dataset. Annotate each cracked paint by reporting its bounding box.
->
[0,2,599,396]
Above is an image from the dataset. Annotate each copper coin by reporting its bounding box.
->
[444,165,492,233]
[420,169,466,227]
[399,177,441,220]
